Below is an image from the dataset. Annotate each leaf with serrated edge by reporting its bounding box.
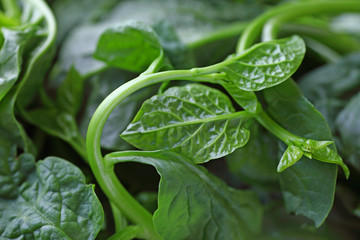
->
[0,146,104,240]
[121,84,252,163]
[105,150,263,240]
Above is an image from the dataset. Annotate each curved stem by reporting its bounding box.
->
[263,1,360,42]
[86,67,218,239]
[237,0,360,52]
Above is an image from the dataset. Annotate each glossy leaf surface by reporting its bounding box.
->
[94,21,162,72]
[105,150,263,240]
[0,147,104,239]
[263,79,337,227]
[122,84,252,163]
[277,145,303,172]
[223,35,305,91]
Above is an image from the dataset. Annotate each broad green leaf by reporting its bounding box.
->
[299,52,360,101]
[0,146,104,239]
[263,79,337,227]
[259,202,344,240]
[57,66,84,115]
[21,108,86,159]
[0,28,35,102]
[336,92,360,172]
[121,84,252,163]
[277,145,303,173]
[54,0,265,77]
[222,35,305,91]
[105,150,263,240]
[0,90,34,153]
[94,21,162,72]
[226,122,280,189]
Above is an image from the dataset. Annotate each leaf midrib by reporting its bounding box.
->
[122,111,250,136]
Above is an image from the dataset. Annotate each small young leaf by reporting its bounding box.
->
[304,139,333,150]
[94,21,162,72]
[277,145,303,172]
[263,79,337,227]
[311,147,350,179]
[223,35,305,91]
[105,150,263,240]
[121,84,252,163]
[0,146,104,239]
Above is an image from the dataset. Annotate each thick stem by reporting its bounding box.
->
[86,67,218,239]
[237,0,360,52]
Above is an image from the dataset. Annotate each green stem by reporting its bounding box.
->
[262,1,360,42]
[86,67,219,240]
[255,109,303,146]
[187,21,248,49]
[237,0,360,52]
[110,201,128,232]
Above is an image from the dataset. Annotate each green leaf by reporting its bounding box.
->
[0,146,104,239]
[105,150,263,240]
[0,90,34,154]
[299,52,360,101]
[277,145,303,173]
[152,21,195,69]
[121,84,252,163]
[263,79,337,227]
[57,66,84,115]
[336,92,360,172]
[94,21,162,72]
[226,122,280,189]
[222,82,260,113]
[222,35,305,91]
[21,108,86,159]
[0,28,35,102]
[311,147,349,179]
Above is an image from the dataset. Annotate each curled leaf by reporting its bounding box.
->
[277,145,303,172]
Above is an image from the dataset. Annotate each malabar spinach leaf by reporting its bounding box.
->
[0,28,36,101]
[336,92,360,171]
[0,146,104,239]
[105,150,263,240]
[121,84,252,163]
[277,145,303,172]
[222,35,305,91]
[94,21,162,73]
[226,122,280,189]
[263,79,337,227]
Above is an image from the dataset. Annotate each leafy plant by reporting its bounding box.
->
[1,0,360,239]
